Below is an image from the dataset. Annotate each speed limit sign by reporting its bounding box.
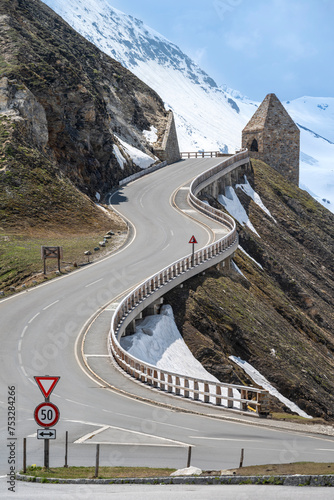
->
[34,402,60,428]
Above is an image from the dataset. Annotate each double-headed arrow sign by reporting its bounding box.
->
[37,429,56,440]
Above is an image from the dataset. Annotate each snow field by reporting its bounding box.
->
[121,305,241,408]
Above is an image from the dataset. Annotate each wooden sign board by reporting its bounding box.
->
[41,246,63,259]
[41,246,63,274]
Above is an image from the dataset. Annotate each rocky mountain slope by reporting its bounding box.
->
[0,0,169,231]
[41,0,334,211]
[165,160,334,420]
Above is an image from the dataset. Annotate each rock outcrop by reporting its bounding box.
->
[165,160,334,420]
[0,0,170,230]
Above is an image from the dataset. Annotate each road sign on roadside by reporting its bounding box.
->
[34,402,60,428]
[189,235,198,244]
[37,429,56,440]
[34,376,60,399]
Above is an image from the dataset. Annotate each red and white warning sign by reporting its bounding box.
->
[34,376,60,399]
[189,235,198,244]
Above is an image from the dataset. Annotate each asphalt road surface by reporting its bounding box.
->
[1,159,334,497]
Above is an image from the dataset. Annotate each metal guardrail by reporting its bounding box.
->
[109,151,269,415]
[181,151,232,158]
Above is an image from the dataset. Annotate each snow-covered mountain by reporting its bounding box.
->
[42,0,333,211]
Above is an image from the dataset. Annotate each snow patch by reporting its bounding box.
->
[236,176,276,222]
[113,144,126,170]
[121,305,240,407]
[95,192,100,201]
[239,246,263,269]
[116,136,156,169]
[231,260,247,279]
[218,186,260,236]
[95,203,109,214]
[229,356,312,419]
[143,126,158,144]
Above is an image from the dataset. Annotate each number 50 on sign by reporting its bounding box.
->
[34,402,60,428]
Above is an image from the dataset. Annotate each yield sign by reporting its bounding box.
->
[189,235,198,244]
[34,376,60,399]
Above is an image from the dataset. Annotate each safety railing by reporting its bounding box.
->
[109,150,269,415]
[181,151,232,158]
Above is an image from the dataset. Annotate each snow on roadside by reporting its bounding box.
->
[121,305,240,407]
[236,176,276,222]
[218,186,260,236]
[113,144,126,170]
[229,356,312,419]
[143,126,158,144]
[116,135,157,169]
[95,203,110,214]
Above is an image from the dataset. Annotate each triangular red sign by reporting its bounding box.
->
[34,376,60,399]
[189,235,198,244]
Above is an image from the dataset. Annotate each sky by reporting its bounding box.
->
[108,0,334,101]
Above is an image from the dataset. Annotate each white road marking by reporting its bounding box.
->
[21,366,28,377]
[21,326,28,338]
[162,244,170,251]
[171,230,174,236]
[73,423,191,447]
[85,278,103,288]
[18,353,22,364]
[74,425,109,444]
[43,300,59,310]
[18,339,22,352]
[28,312,40,324]
[65,399,91,407]
[27,433,37,438]
[316,448,334,451]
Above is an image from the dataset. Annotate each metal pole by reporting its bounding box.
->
[95,444,100,478]
[23,438,26,473]
[239,448,244,468]
[187,446,192,468]
[64,431,68,468]
[191,243,195,266]
[44,437,49,469]
[57,247,61,272]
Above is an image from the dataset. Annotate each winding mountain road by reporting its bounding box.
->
[1,158,334,485]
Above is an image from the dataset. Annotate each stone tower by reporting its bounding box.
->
[242,93,300,185]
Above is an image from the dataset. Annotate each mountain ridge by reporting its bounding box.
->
[0,0,170,232]
[41,0,334,211]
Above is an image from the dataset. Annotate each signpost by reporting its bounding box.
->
[37,429,56,440]
[41,246,63,274]
[34,375,60,468]
[189,235,198,266]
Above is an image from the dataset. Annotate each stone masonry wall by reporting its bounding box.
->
[154,110,181,164]
[242,94,300,185]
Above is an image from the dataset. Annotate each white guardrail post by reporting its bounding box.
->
[109,151,269,416]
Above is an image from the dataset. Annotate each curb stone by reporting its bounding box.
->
[16,473,334,486]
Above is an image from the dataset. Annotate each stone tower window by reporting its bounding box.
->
[250,138,258,152]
